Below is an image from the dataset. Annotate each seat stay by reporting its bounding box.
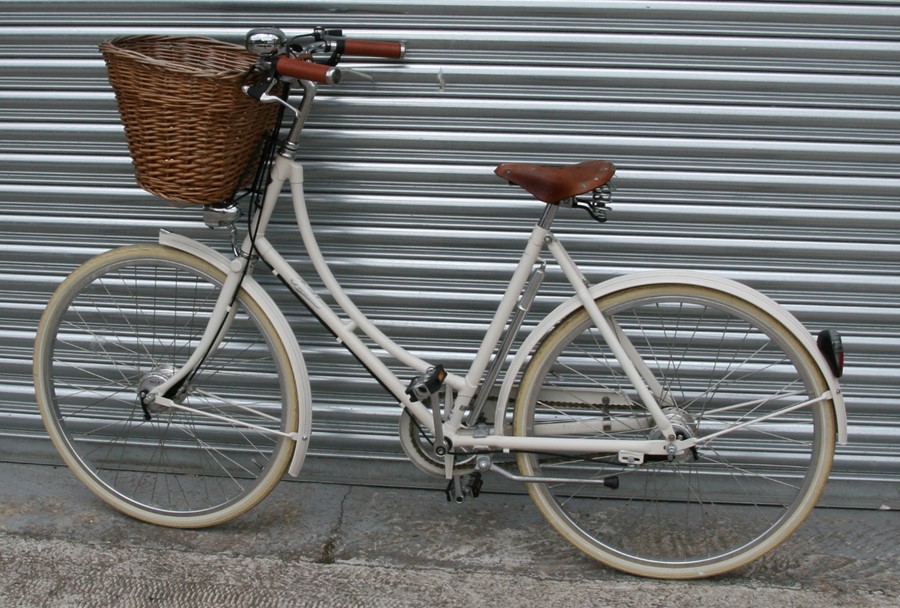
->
[544,235,679,442]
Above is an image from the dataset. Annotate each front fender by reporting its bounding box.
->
[158,230,313,475]
[495,270,847,444]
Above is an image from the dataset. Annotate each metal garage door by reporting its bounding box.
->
[2,1,898,507]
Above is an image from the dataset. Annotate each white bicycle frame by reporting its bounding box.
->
[145,84,847,480]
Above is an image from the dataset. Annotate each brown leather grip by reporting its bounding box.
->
[342,39,405,59]
[274,56,341,84]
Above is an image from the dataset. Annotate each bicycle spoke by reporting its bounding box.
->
[515,283,834,578]
[35,245,297,524]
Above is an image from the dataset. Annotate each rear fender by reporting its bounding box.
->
[495,270,847,444]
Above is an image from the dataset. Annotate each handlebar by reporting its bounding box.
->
[260,30,403,85]
[338,38,405,59]
[243,27,403,154]
[273,56,342,85]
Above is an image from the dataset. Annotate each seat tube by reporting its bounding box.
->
[461,210,555,405]
[460,204,558,424]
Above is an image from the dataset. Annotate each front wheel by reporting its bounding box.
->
[513,282,836,579]
[34,244,299,528]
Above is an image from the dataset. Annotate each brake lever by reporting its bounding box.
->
[243,76,276,101]
[290,30,341,65]
[340,67,375,82]
[241,74,301,118]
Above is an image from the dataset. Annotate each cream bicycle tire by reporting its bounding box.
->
[34,244,299,528]
[513,282,836,579]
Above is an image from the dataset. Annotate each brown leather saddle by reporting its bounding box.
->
[494,160,615,204]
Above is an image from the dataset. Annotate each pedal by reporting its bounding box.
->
[445,472,483,503]
[405,364,447,402]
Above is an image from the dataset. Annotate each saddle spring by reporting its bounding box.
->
[574,182,613,224]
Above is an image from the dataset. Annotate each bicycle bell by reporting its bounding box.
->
[246,27,286,56]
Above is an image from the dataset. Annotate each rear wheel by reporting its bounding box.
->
[513,282,836,578]
[34,244,299,528]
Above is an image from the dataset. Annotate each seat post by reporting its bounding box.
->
[537,202,559,230]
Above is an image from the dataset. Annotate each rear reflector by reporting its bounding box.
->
[817,330,844,379]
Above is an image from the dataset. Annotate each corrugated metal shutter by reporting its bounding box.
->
[2,1,898,507]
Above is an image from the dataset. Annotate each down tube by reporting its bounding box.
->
[251,236,440,435]
[284,161,472,390]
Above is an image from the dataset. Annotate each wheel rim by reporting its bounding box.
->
[514,285,835,577]
[36,248,296,523]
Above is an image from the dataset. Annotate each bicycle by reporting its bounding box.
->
[32,27,847,580]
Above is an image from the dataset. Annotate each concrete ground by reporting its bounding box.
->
[0,460,897,608]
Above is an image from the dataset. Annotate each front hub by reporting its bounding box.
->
[138,366,177,418]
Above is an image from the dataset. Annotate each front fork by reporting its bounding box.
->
[140,255,248,413]
[143,148,290,412]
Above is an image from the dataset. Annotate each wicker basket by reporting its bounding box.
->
[100,35,282,205]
